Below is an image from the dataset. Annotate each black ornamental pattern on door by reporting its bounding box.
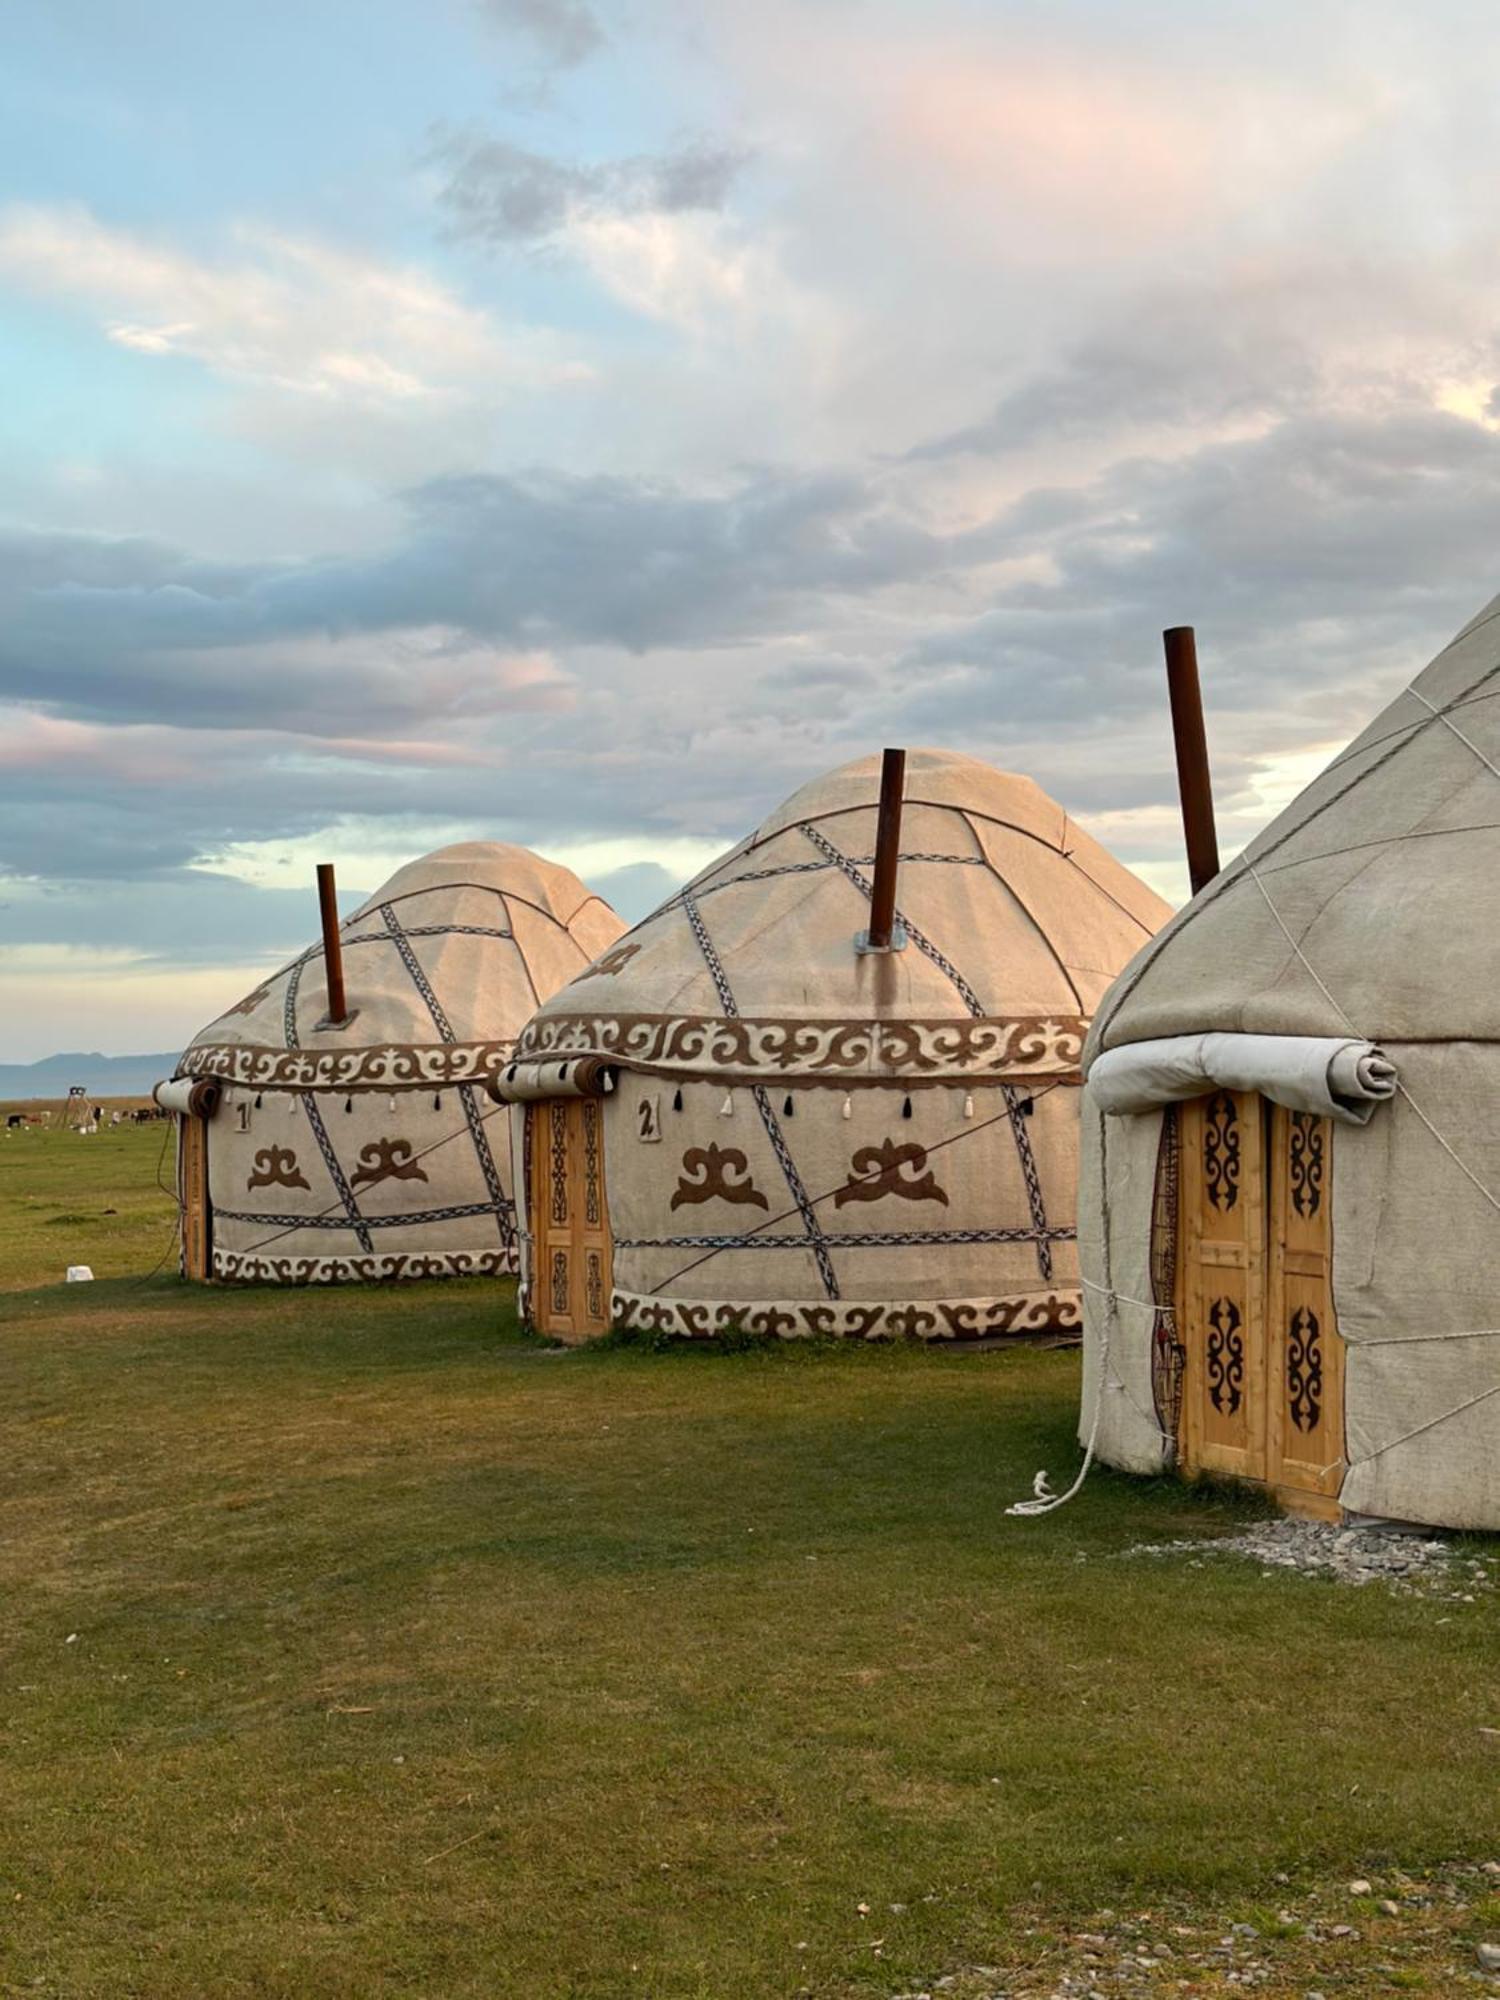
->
[1206,1296,1245,1416]
[350,1138,430,1191]
[670,1144,769,1212]
[834,1137,950,1209]
[247,1145,311,1192]
[1203,1091,1241,1213]
[1286,1305,1323,1432]
[1288,1113,1324,1220]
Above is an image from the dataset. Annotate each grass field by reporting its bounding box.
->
[2,1122,1498,1998]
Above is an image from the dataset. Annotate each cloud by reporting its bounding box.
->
[478,0,604,69]
[0,204,586,410]
[432,131,747,247]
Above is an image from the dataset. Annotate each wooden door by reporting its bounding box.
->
[528,1097,613,1341]
[1266,1107,1345,1515]
[1178,1090,1267,1483]
[1175,1092,1344,1512]
[180,1114,212,1281]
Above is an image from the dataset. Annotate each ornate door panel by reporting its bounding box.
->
[527,1098,613,1341]
[1266,1107,1344,1512]
[1177,1090,1267,1483]
[180,1114,212,1281]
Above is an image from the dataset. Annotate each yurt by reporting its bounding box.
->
[1078,597,1500,1530]
[155,843,625,1283]
[497,749,1171,1341]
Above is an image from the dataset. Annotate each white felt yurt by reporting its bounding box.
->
[498,750,1170,1341]
[156,843,625,1283]
[1078,596,1500,1529]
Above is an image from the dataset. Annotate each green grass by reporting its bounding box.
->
[1,1125,1497,1997]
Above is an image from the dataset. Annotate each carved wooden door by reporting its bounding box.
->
[1266,1106,1345,1509]
[528,1097,613,1341]
[180,1114,212,1281]
[1178,1090,1267,1483]
[1175,1092,1343,1512]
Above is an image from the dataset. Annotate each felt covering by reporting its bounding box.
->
[163,843,625,1283]
[515,750,1171,1338]
[1080,595,1500,1527]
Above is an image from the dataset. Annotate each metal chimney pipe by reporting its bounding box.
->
[1163,627,1221,896]
[316,863,349,1026]
[864,747,907,952]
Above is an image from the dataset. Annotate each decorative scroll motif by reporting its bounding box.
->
[610,1287,1082,1343]
[1286,1305,1323,1433]
[582,1102,603,1225]
[549,1104,569,1227]
[213,1246,514,1285]
[833,1137,950,1209]
[247,1145,311,1192]
[514,1013,1087,1079]
[571,941,642,983]
[349,1138,430,1191]
[1148,1108,1185,1443]
[585,1250,606,1324]
[670,1144,770,1212]
[1289,1112,1324,1220]
[550,1249,570,1316]
[1203,1092,1241,1214]
[178,1040,517,1091]
[1206,1297,1245,1416]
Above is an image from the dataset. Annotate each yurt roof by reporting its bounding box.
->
[176,841,625,1092]
[518,749,1170,1082]
[1089,594,1500,1059]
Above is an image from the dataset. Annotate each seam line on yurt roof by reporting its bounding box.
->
[502,893,545,1011]
[959,808,1087,1014]
[743,797,1072,862]
[1322,681,1500,775]
[798,821,1056,1276]
[1092,653,1500,1046]
[382,900,513,1253]
[679,888,840,1297]
[1244,863,1500,1220]
[650,1084,1064,1289]
[1408,685,1500,779]
[233,1100,511,1256]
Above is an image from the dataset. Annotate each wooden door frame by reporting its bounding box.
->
[180,1112,212,1281]
[526,1097,614,1340]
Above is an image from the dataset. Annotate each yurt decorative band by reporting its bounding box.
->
[515,1012,1088,1079]
[610,1287,1082,1341]
[176,1040,517,1090]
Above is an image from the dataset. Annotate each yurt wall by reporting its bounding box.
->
[157,843,625,1284]
[1078,594,1500,1530]
[501,750,1172,1342]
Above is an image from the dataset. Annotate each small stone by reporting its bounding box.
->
[1379,1898,1400,1916]
[1348,1879,1373,1896]
[1477,1942,1500,1971]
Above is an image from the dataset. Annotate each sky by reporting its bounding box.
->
[5,0,1500,1060]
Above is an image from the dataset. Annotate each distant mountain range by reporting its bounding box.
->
[0,1051,180,1101]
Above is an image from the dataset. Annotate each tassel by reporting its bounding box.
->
[719,1092,734,1117]
[963,1094,974,1120]
[344,1096,353,1115]
[388,1094,397,1113]
[254,1093,263,1110]
[783,1094,794,1117]
[1019,1097,1034,1118]
[672,1088,683,1113]
[433,1093,441,1112]
[902,1096,913,1120]
[842,1095,852,1120]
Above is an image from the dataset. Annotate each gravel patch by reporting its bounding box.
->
[1121,1517,1497,1596]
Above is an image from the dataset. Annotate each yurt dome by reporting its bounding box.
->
[158,842,625,1284]
[500,750,1170,1341]
[1078,594,1500,1529]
